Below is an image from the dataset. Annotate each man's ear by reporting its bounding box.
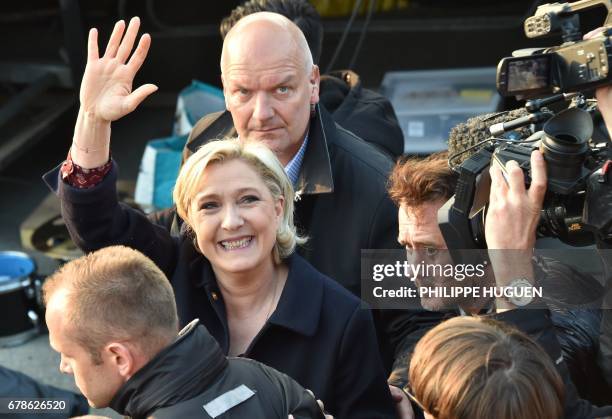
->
[104,342,135,380]
[309,65,320,105]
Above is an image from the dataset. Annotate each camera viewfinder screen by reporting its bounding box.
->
[507,56,550,93]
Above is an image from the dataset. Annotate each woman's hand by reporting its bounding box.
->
[72,16,157,168]
[81,16,157,123]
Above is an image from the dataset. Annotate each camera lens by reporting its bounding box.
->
[541,108,592,183]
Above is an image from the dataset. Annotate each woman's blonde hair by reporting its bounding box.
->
[174,138,306,263]
[409,316,564,419]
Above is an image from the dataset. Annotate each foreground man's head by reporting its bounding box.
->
[43,246,178,408]
[409,316,564,419]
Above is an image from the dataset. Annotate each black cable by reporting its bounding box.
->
[325,0,364,73]
[448,138,496,171]
[348,0,377,70]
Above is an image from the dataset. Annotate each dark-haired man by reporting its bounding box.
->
[387,150,612,417]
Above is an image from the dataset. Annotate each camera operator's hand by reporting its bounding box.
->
[596,81,612,138]
[485,151,546,311]
[485,150,547,250]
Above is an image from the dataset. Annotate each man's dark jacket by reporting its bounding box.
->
[387,256,612,419]
[110,320,324,419]
[319,70,404,159]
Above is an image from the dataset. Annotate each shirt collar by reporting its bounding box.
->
[284,132,309,187]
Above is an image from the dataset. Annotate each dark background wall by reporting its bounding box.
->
[3,0,608,92]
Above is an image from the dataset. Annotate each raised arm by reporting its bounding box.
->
[72,17,157,169]
[43,17,178,277]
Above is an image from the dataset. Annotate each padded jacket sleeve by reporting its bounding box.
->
[257,363,326,419]
[495,308,612,419]
[44,162,178,279]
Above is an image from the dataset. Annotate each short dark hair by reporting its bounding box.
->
[44,246,179,364]
[220,0,324,64]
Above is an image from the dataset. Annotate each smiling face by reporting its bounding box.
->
[189,158,284,276]
[46,291,124,408]
[221,13,319,166]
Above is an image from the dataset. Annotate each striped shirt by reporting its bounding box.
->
[285,134,309,187]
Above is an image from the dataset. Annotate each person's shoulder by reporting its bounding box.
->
[229,356,291,383]
[189,110,228,140]
[184,111,235,160]
[330,123,394,178]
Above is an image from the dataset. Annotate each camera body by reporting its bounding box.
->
[497,37,612,98]
[440,0,612,250]
[496,0,612,98]
[439,106,611,249]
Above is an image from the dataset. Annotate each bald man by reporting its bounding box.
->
[180,12,400,302]
[218,0,404,159]
[217,12,318,166]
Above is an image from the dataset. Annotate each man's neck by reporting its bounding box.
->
[125,338,172,380]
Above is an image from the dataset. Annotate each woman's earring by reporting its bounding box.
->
[310,103,316,117]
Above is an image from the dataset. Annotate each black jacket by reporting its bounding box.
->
[319,70,404,159]
[110,320,324,419]
[497,308,612,419]
[44,162,396,419]
[386,254,612,419]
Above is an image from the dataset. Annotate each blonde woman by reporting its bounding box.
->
[43,17,395,417]
[45,137,394,418]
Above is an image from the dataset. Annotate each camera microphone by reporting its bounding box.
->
[448,108,530,166]
[489,111,551,136]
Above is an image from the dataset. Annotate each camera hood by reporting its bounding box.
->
[542,107,592,184]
